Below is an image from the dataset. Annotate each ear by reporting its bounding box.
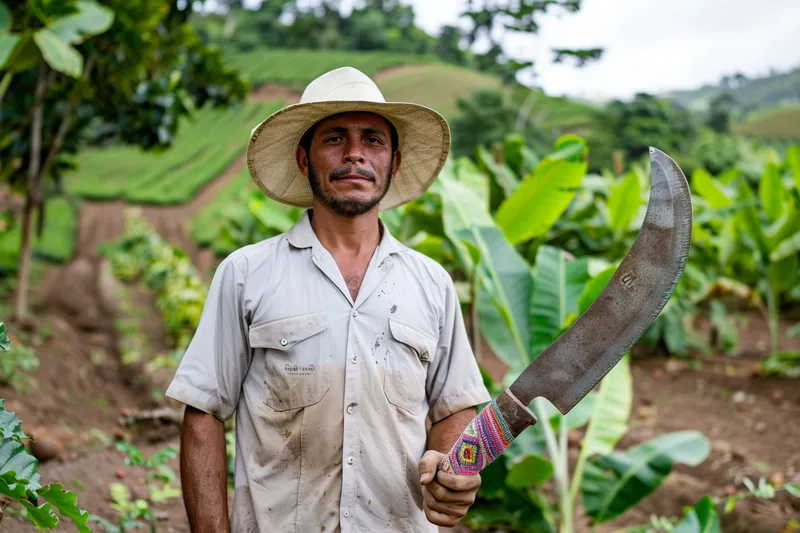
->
[296,145,309,176]
[391,150,402,175]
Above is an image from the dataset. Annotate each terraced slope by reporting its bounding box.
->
[65,100,282,205]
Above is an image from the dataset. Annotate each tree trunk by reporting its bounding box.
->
[13,64,48,321]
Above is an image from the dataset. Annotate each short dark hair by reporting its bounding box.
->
[299,114,399,156]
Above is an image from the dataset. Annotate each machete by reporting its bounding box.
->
[439,147,693,476]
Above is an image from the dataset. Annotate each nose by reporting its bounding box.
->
[344,142,365,164]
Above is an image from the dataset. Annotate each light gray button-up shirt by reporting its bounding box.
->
[165,210,491,533]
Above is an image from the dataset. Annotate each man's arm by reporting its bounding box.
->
[180,406,230,533]
[417,407,481,528]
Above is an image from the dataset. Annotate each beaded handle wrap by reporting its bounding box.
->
[438,389,538,476]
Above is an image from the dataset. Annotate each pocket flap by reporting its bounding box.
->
[388,318,437,362]
[249,311,329,350]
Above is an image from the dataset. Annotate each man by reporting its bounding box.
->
[165,66,491,533]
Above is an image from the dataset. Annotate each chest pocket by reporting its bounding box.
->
[249,311,330,412]
[383,318,438,414]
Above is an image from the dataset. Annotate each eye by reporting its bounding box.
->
[367,136,384,145]
[324,135,343,143]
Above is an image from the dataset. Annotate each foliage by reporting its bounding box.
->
[66,100,276,204]
[190,164,254,250]
[0,195,77,272]
[102,209,208,354]
[0,337,38,392]
[89,442,181,532]
[0,323,91,532]
[1,0,247,318]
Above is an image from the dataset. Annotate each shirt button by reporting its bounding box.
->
[280,338,288,347]
[352,310,358,317]
[346,403,357,414]
[347,456,354,465]
[351,355,357,364]
[343,511,350,518]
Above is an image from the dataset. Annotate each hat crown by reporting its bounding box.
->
[300,66,386,104]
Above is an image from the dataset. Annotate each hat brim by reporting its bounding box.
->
[246,100,451,211]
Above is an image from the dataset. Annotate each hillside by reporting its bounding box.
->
[666,66,800,113]
[733,105,800,140]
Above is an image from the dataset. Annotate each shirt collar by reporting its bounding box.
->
[287,209,405,257]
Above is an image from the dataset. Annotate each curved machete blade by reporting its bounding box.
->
[509,147,693,413]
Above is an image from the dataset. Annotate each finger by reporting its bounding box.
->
[426,479,477,505]
[418,450,445,485]
[423,499,460,527]
[436,470,482,492]
[423,486,470,516]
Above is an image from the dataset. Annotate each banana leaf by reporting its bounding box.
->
[759,162,784,222]
[582,430,711,524]
[495,157,587,245]
[672,496,721,533]
[607,170,641,232]
[529,245,590,358]
[788,145,800,192]
[691,168,731,210]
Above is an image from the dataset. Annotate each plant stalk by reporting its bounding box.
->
[14,63,47,321]
[766,282,779,357]
[558,412,573,533]
[471,272,482,363]
[534,397,573,531]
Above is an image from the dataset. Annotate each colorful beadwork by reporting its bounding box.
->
[440,399,514,475]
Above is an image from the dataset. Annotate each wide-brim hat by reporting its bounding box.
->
[246,66,451,211]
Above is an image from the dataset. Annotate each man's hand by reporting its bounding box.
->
[417,449,481,527]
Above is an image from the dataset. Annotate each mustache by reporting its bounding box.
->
[329,167,376,181]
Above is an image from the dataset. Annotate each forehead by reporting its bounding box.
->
[313,111,393,134]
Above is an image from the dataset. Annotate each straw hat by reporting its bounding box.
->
[246,66,451,211]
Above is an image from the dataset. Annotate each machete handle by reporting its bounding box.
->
[438,388,537,476]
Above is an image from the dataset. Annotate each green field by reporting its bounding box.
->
[0,196,78,271]
[66,100,282,205]
[375,63,501,118]
[733,106,800,139]
[190,164,254,250]
[226,48,433,91]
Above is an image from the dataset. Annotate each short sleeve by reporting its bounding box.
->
[165,254,251,422]
[425,270,491,424]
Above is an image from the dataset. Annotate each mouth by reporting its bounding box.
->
[332,173,374,183]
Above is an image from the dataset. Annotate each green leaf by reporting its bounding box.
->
[578,266,616,316]
[0,2,10,32]
[0,439,40,489]
[785,482,800,498]
[549,134,588,163]
[33,29,82,76]
[19,499,59,529]
[735,180,770,262]
[579,355,632,458]
[506,454,554,488]
[37,483,92,533]
[495,158,586,244]
[607,170,641,232]
[770,231,800,262]
[582,430,711,523]
[692,168,731,210]
[0,32,19,68]
[475,145,518,200]
[787,145,800,193]
[4,33,40,72]
[0,402,27,442]
[768,253,798,294]
[465,226,533,376]
[48,1,114,45]
[761,351,800,378]
[529,245,590,357]
[672,496,721,533]
[0,322,10,350]
[759,162,784,222]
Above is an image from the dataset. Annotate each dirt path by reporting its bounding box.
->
[77,153,247,276]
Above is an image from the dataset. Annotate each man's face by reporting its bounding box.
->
[298,112,401,217]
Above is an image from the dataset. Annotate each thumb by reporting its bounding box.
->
[418,450,444,485]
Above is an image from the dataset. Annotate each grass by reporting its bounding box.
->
[65,100,282,205]
[375,63,502,119]
[733,106,800,139]
[225,48,434,91]
[0,196,79,272]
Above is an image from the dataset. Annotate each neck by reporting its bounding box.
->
[309,202,382,257]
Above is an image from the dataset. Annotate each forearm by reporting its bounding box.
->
[180,405,230,533]
[427,407,477,453]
